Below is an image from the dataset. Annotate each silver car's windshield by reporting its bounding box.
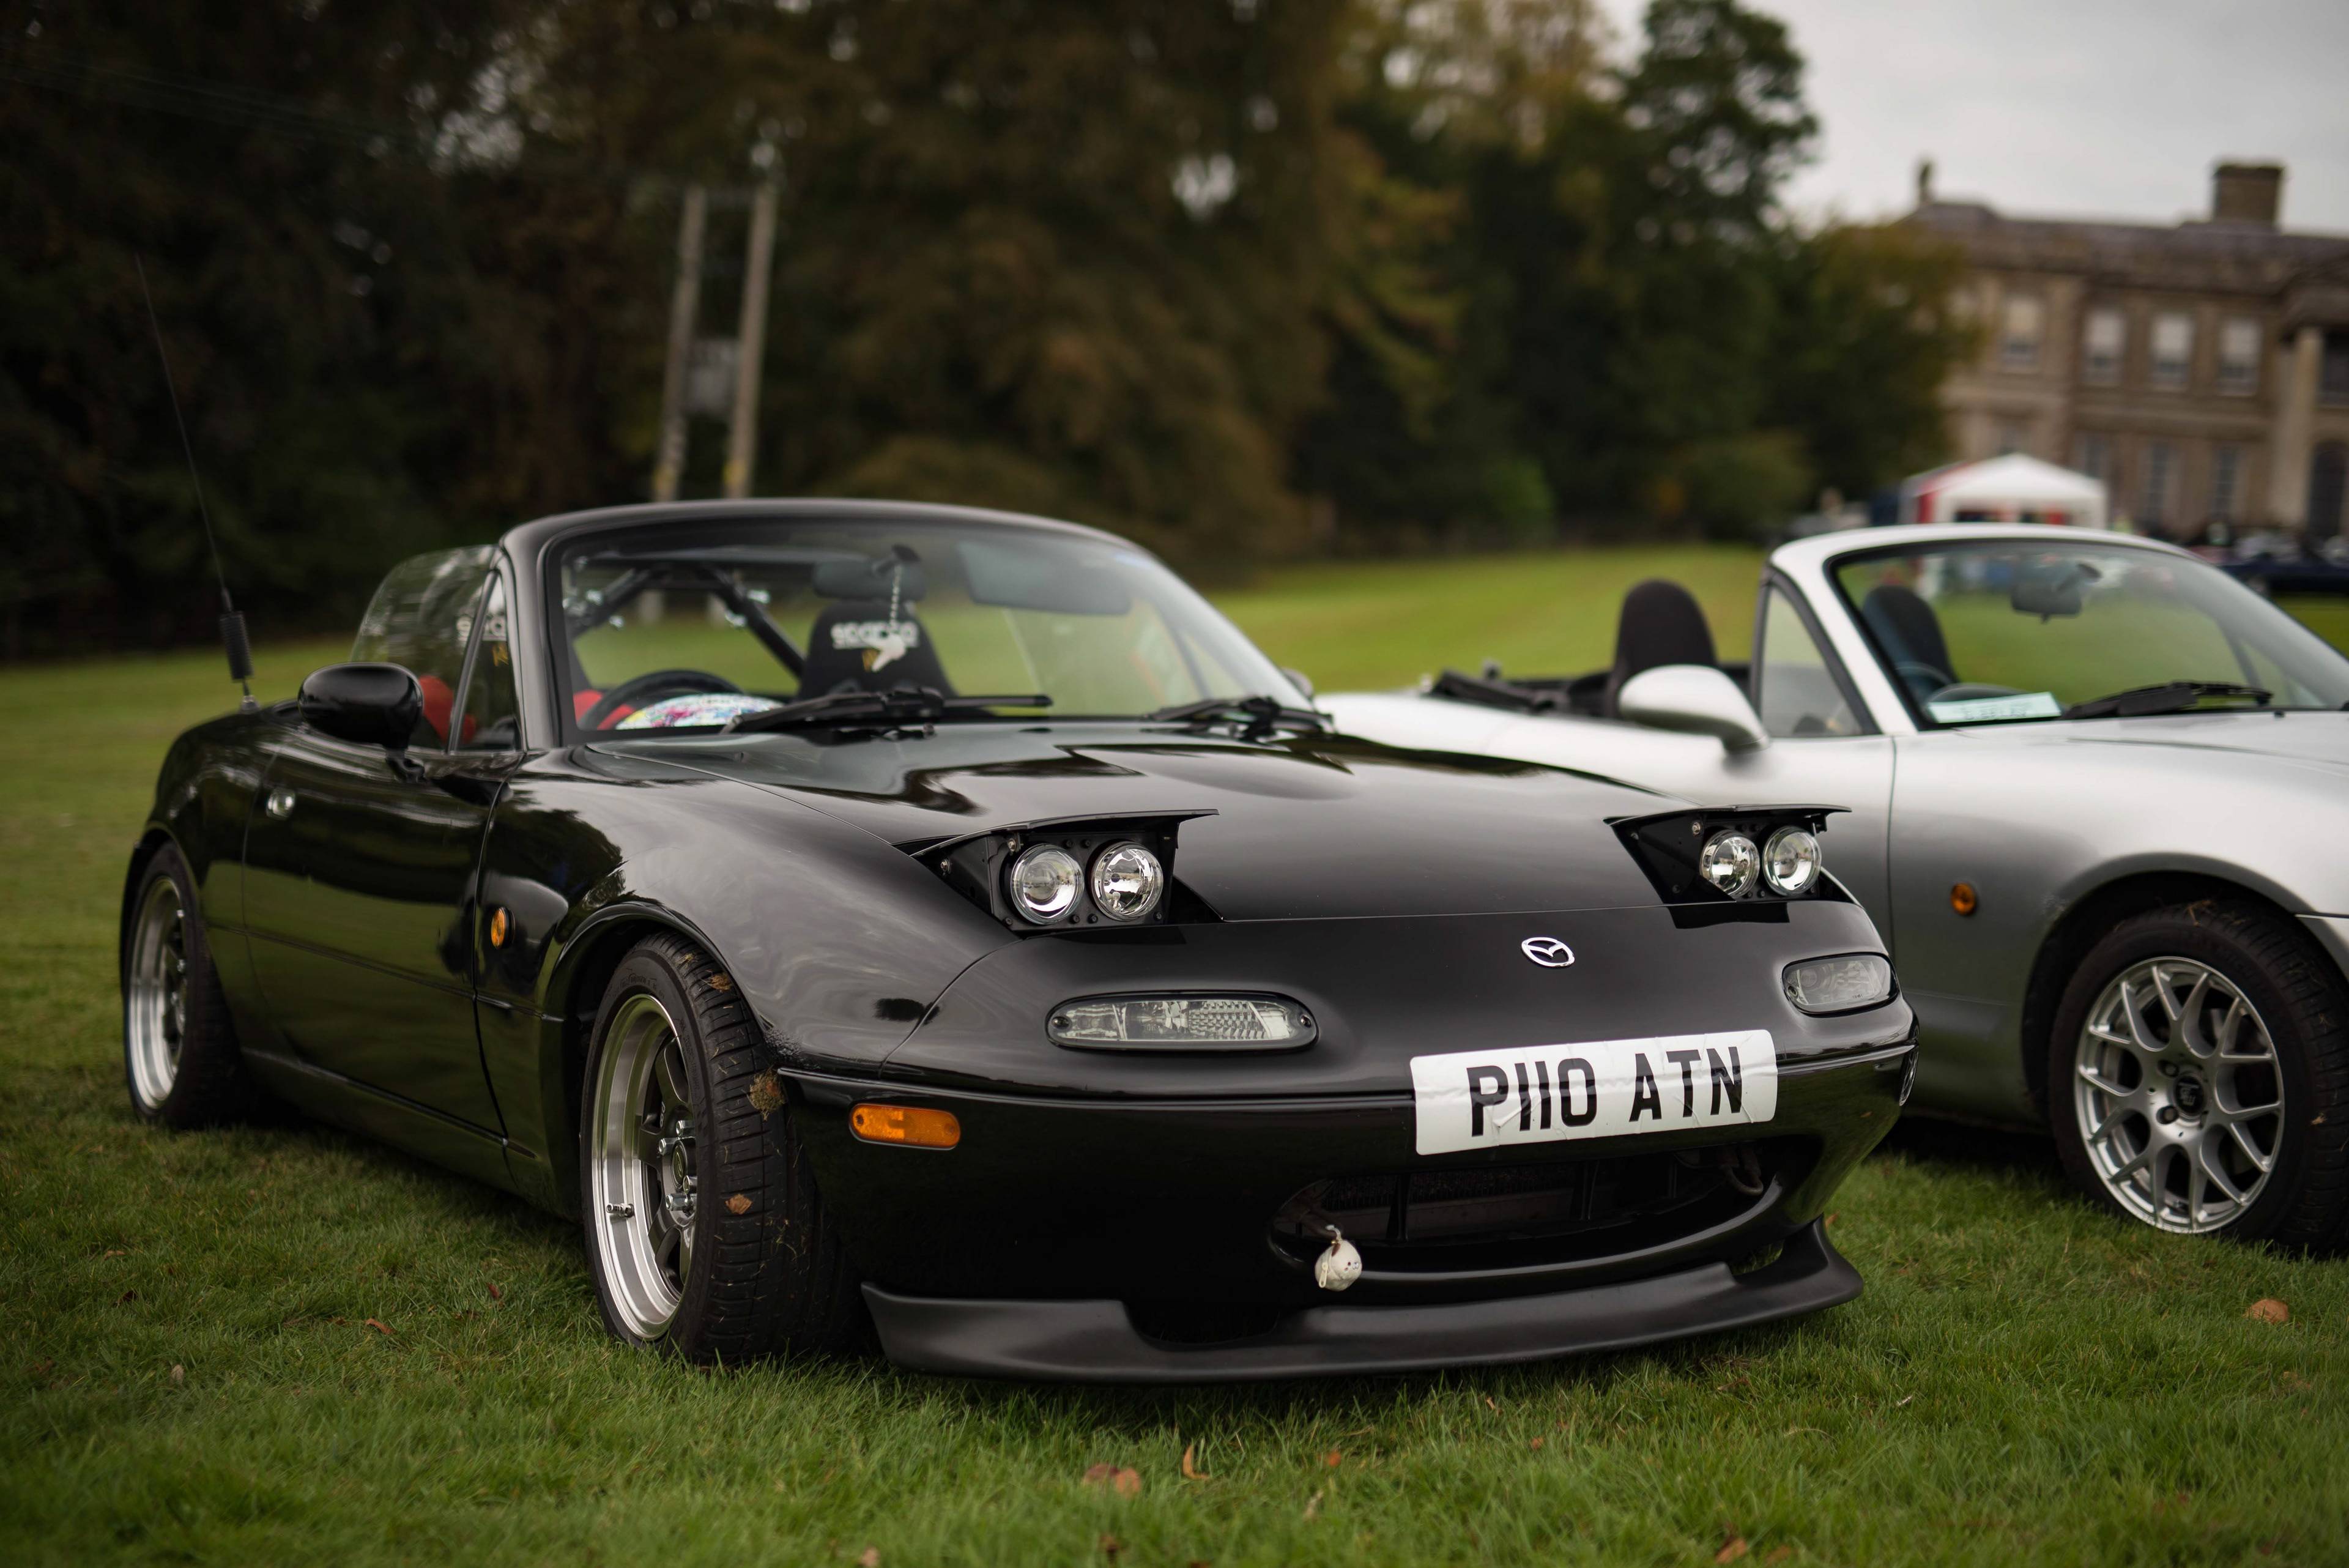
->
[1831,538,2349,725]
[554,518,1307,734]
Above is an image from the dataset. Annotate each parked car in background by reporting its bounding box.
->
[121,500,1913,1380]
[1326,522,2349,1247]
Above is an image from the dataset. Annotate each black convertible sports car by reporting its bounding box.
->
[122,500,1915,1380]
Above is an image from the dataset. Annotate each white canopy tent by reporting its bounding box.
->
[1900,454,2110,530]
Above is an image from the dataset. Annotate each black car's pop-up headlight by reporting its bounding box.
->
[1614,806,1846,907]
[916,811,1214,932]
[1783,953,1896,1014]
[1049,994,1315,1052]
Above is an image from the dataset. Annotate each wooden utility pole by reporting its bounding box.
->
[650,184,708,505]
[723,174,780,500]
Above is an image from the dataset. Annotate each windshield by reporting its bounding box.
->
[1832,538,2349,726]
[552,517,1307,735]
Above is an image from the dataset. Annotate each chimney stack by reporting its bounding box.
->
[2211,162,2283,226]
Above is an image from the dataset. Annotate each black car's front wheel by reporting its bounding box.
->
[579,933,864,1362]
[2050,899,2349,1245]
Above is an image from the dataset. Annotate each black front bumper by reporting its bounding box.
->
[864,1216,1857,1382]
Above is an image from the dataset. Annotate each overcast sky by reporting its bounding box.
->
[1592,0,2349,232]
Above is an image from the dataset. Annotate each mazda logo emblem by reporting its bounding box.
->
[1521,936,1575,968]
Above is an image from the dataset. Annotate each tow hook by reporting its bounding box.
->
[1314,1225,1363,1291]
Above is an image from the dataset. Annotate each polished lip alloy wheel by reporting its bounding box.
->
[2074,956,2284,1233]
[126,874,190,1112]
[589,992,699,1338]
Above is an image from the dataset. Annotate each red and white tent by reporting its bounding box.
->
[1900,454,2109,530]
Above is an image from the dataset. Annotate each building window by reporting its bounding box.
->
[1995,418,2028,456]
[2150,312,2194,390]
[2145,441,2175,526]
[2210,444,2243,519]
[2083,308,2125,384]
[2076,433,2112,486]
[2324,332,2349,405]
[2000,294,2044,372]
[2218,318,2260,395]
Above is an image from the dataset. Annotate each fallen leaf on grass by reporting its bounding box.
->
[170,1365,184,1384]
[1082,1463,1141,1497]
[364,1318,394,1337]
[487,1282,503,1301]
[1484,1396,1499,1413]
[1783,1426,1824,1437]
[1324,1450,1342,1468]
[2248,1298,2290,1324]
[1895,1395,1914,1408]
[103,1249,126,1258]
[1181,1443,1211,1481]
[858,1549,880,1568]
[1825,1213,1838,1226]
[1529,1437,1544,1450]
[1716,1537,1749,1564]
[1304,1489,1324,1520]
[116,1291,138,1304]
[1765,1548,1794,1564]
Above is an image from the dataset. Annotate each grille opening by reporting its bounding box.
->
[1270,1139,1804,1274]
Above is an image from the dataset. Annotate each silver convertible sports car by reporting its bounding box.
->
[1326,522,2349,1247]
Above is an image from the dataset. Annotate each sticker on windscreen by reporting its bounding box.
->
[1409,1031,1777,1156]
[1926,691,2062,724]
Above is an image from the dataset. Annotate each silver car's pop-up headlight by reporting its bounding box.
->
[1783,953,1895,1014]
[1049,994,1315,1052]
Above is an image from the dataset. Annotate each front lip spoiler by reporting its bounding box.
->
[863,1216,1858,1383]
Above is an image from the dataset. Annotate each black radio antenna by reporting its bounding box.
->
[136,256,257,713]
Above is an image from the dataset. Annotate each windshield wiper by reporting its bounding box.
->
[1148,694,1328,732]
[724,689,1050,735]
[2061,682,2272,720]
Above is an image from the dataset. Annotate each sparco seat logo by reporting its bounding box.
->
[1520,936,1575,968]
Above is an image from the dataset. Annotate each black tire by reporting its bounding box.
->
[577,932,866,1362]
[2048,898,2349,1246]
[122,842,258,1128]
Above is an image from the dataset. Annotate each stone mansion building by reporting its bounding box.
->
[1910,161,2349,539]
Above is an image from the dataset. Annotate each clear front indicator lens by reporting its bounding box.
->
[1699,832,1761,898]
[1762,827,1823,896]
[1048,995,1316,1052]
[1008,845,1083,922]
[1089,842,1164,921]
[1784,953,1895,1014]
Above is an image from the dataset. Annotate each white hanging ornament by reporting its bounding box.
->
[1314,1227,1362,1291]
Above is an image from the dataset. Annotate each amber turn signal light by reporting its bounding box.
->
[849,1103,961,1149]
[487,906,511,947]
[1950,882,1978,916]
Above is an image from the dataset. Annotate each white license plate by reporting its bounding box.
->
[1409,1031,1778,1156]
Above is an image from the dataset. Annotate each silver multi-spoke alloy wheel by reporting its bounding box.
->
[125,872,191,1112]
[2073,956,2285,1233]
[588,992,701,1339]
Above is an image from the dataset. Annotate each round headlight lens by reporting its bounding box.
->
[1762,826,1822,896]
[1089,842,1164,922]
[1698,831,1761,898]
[1008,844,1083,922]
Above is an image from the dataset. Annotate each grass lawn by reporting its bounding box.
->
[5,544,2348,1566]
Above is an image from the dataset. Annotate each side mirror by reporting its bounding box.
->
[1280,667,1315,699]
[1617,664,1769,754]
[299,663,423,749]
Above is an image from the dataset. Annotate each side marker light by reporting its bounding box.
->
[487,907,511,948]
[1951,882,1978,916]
[849,1103,961,1150]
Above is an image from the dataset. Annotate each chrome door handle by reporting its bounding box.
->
[266,789,295,820]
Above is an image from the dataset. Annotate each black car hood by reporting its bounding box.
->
[617,723,1676,919]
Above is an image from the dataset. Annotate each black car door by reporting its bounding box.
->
[243,551,509,1136]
